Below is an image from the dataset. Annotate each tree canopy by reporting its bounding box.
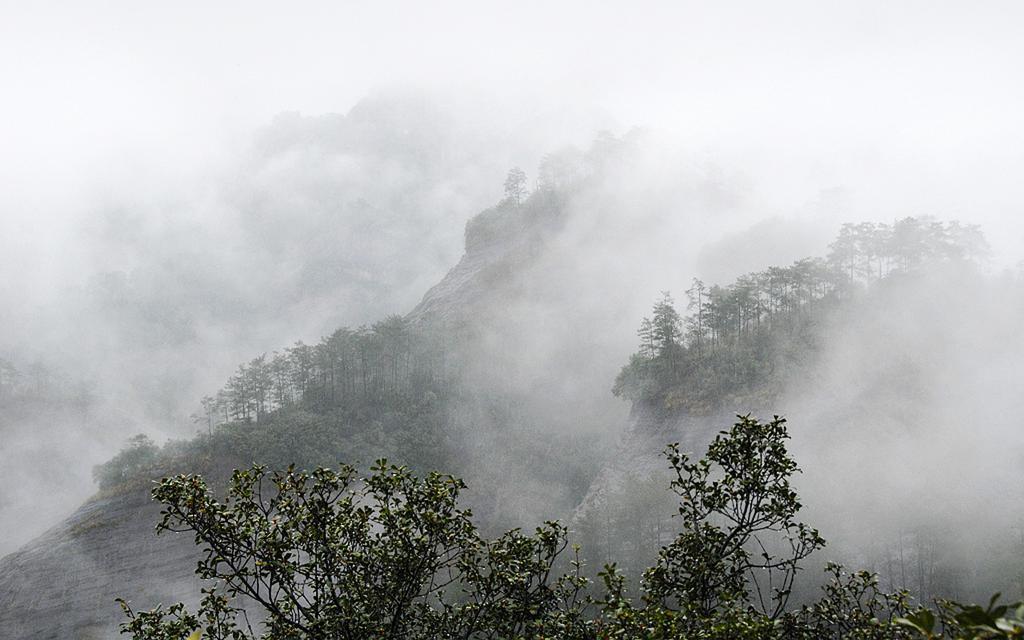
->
[117,415,1023,639]
[614,218,989,413]
[195,316,449,427]
[503,167,529,205]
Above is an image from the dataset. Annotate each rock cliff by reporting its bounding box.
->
[0,482,201,639]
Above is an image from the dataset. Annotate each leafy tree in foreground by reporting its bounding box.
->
[594,416,829,638]
[118,416,1020,639]
[892,595,1024,640]
[644,416,824,618]
[119,460,588,639]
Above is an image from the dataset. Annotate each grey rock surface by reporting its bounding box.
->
[0,483,202,639]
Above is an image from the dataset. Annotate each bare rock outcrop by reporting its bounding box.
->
[0,483,201,639]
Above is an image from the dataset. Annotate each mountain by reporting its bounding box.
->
[0,176,604,638]
[569,222,1024,603]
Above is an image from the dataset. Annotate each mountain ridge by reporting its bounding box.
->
[0,191,572,639]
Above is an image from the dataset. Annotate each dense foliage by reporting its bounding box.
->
[118,415,1021,639]
[93,434,161,489]
[614,218,988,413]
[119,462,590,639]
[91,313,458,490]
[194,316,450,427]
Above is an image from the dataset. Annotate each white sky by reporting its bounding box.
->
[2,0,1024,264]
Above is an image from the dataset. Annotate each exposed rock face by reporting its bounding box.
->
[407,193,564,328]
[0,482,201,639]
[571,403,732,527]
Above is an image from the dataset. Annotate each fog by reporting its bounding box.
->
[0,91,611,552]
[786,265,1024,600]
[2,0,1024,606]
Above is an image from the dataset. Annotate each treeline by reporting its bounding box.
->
[828,217,987,282]
[199,136,651,427]
[685,217,986,351]
[616,218,987,409]
[95,316,456,489]
[195,316,451,427]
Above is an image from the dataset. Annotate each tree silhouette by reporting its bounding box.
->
[503,167,528,205]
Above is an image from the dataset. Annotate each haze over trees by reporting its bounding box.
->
[0,93,607,555]
[92,213,1024,640]
[6,4,1024,638]
[92,215,996,518]
[4,124,1020,639]
[614,218,989,413]
[194,316,448,427]
[8,142,1020,639]
[504,166,529,205]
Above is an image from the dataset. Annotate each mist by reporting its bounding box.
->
[2,1,1024,636]
[786,264,1024,599]
[0,90,613,552]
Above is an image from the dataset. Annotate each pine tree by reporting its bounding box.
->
[651,292,682,356]
[503,167,528,205]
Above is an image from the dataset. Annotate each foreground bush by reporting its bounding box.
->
[118,416,1018,639]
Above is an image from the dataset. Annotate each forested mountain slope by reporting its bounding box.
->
[574,218,1024,603]
[0,161,607,638]
[2,141,1016,637]
[0,91,598,558]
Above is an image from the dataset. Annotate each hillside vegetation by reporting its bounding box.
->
[94,179,611,528]
[118,415,1024,640]
[94,216,991,526]
[92,214,1024,639]
[614,218,987,415]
